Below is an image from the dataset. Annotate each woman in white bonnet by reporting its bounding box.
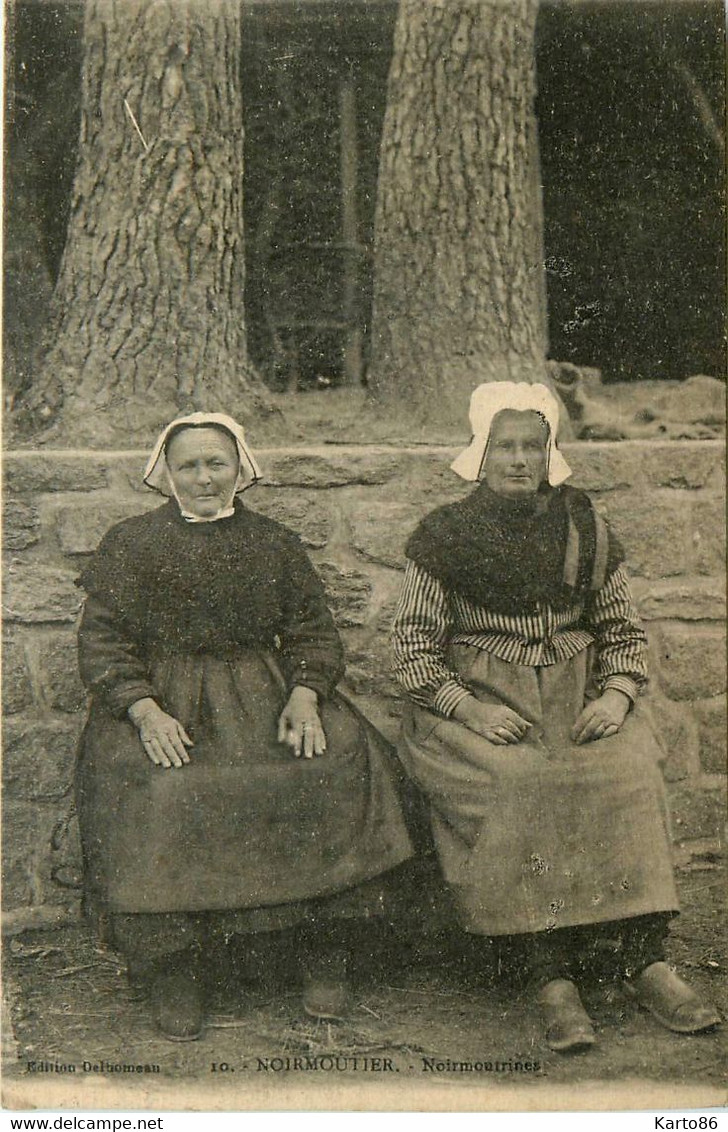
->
[392,382,720,1052]
[76,413,414,1041]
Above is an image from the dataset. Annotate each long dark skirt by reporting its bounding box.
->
[76,650,414,933]
[397,644,679,937]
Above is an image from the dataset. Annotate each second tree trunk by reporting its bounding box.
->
[369,0,548,425]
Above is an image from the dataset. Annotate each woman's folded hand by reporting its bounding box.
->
[571,689,630,745]
[453,695,531,745]
[128,697,193,769]
[277,685,327,759]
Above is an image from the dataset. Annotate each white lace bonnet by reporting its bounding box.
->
[143,412,263,496]
[450,382,572,486]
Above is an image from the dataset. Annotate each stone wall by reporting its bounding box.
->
[3,441,726,931]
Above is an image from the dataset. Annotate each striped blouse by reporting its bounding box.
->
[391,561,648,717]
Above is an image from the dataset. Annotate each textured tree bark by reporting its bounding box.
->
[368,0,549,425]
[16,0,271,444]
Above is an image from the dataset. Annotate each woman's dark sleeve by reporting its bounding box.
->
[77,524,157,717]
[278,537,345,699]
[77,594,157,717]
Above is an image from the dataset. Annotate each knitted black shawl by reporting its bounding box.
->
[76,499,343,677]
[405,483,625,615]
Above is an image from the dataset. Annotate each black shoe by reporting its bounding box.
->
[125,956,153,1001]
[302,948,351,1021]
[151,970,205,1042]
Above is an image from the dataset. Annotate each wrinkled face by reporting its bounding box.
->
[481,410,549,498]
[166,427,240,517]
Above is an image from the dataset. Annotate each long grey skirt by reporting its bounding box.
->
[76,650,414,918]
[397,644,679,936]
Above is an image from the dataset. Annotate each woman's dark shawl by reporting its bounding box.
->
[77,498,344,697]
[405,483,625,615]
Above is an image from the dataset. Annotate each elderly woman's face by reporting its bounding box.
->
[481,410,549,498]
[166,427,239,517]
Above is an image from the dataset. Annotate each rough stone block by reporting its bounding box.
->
[2,719,80,801]
[400,451,471,504]
[114,453,154,492]
[693,695,727,775]
[3,454,109,494]
[316,562,372,627]
[341,641,401,698]
[565,444,637,491]
[2,904,78,935]
[3,500,40,550]
[51,809,84,892]
[631,578,726,621]
[654,376,726,427]
[36,635,87,712]
[643,695,700,782]
[55,497,159,555]
[640,443,724,490]
[654,623,727,701]
[669,785,726,843]
[247,491,334,548]
[350,500,423,569]
[391,466,468,528]
[706,462,726,492]
[2,636,33,714]
[690,497,727,575]
[592,490,691,577]
[376,577,410,633]
[3,563,82,623]
[554,440,725,492]
[1,800,60,907]
[261,448,402,488]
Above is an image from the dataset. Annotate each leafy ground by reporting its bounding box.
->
[3,857,726,1111]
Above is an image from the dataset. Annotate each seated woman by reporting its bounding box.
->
[392,381,720,1052]
[76,412,413,1041]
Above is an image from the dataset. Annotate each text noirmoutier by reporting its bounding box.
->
[26,1057,543,1076]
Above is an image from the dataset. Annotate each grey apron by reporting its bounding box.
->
[398,644,679,935]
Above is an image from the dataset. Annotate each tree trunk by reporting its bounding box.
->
[15,0,271,445]
[368,0,549,425]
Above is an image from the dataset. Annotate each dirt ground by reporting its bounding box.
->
[3,858,726,1110]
